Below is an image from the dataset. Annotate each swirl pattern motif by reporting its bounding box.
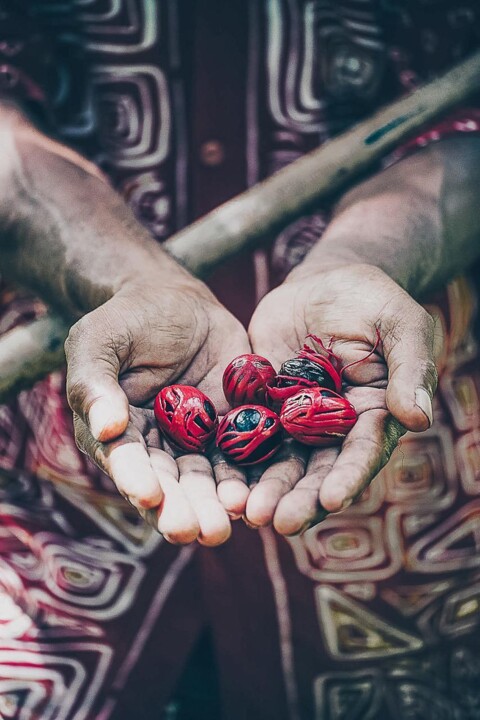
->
[0,1,480,718]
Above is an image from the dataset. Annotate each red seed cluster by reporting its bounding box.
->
[153,336,373,464]
[217,341,358,460]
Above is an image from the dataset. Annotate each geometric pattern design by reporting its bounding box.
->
[314,669,383,720]
[407,501,480,574]
[456,430,480,496]
[1,1,480,718]
[438,581,480,638]
[315,586,424,660]
[289,512,404,583]
[0,642,113,720]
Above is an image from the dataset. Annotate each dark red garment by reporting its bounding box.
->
[1,3,480,719]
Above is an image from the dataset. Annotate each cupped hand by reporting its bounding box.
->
[65,274,250,546]
[243,263,439,535]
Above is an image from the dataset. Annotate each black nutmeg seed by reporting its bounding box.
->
[280,358,336,389]
[234,409,261,432]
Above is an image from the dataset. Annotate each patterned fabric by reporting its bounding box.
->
[1,2,480,718]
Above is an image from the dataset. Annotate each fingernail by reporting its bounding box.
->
[298,520,314,536]
[89,400,113,439]
[338,498,352,513]
[89,399,126,440]
[415,387,433,427]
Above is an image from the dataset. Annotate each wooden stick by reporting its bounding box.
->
[0,314,69,399]
[2,49,480,400]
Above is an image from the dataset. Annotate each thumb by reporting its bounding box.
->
[382,303,438,432]
[65,312,130,442]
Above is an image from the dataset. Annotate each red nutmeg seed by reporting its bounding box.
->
[154,385,218,453]
[266,375,319,413]
[216,405,283,465]
[280,388,357,447]
[223,354,276,407]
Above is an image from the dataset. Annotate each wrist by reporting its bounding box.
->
[286,189,442,298]
[1,135,199,318]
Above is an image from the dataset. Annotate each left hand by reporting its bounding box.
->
[66,278,251,546]
[240,262,438,535]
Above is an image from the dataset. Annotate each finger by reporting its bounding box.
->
[245,441,309,528]
[65,312,129,442]
[148,449,200,544]
[318,410,406,513]
[73,413,163,512]
[177,454,231,546]
[210,447,250,519]
[272,446,339,535]
[381,302,438,432]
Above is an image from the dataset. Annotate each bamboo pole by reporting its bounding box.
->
[1,49,480,400]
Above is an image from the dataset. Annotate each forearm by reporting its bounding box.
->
[0,105,197,319]
[288,137,480,299]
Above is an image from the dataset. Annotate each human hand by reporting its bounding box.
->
[240,263,438,535]
[0,110,252,546]
[65,275,250,546]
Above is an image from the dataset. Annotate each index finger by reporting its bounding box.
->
[317,408,406,513]
[73,412,163,512]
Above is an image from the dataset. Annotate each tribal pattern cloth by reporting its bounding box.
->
[0,1,480,718]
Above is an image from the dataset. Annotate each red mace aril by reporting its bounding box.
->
[266,375,319,413]
[154,385,218,453]
[223,354,276,407]
[216,405,283,465]
[280,388,357,447]
[267,332,381,412]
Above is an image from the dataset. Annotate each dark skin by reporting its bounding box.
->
[1,103,480,543]
[206,138,480,535]
[238,138,480,534]
[0,105,250,546]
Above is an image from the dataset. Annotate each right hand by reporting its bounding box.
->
[245,263,438,535]
[65,272,251,546]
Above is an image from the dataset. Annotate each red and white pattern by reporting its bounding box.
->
[1,1,480,718]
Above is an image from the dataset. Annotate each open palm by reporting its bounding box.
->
[238,264,438,535]
[65,278,250,545]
